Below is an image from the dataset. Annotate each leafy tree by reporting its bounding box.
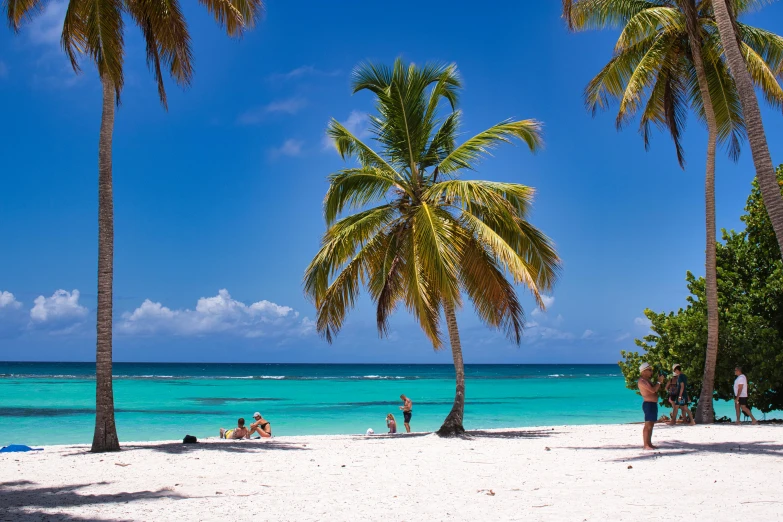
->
[5,0,263,451]
[619,166,783,415]
[562,0,783,423]
[304,60,560,436]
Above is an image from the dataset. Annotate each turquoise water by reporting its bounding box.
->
[0,362,762,446]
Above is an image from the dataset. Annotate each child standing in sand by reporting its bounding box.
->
[386,413,397,434]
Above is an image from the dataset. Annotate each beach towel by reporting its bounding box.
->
[0,445,43,453]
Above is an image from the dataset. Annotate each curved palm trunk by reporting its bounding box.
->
[92,77,120,453]
[681,0,719,424]
[436,301,466,437]
[712,0,783,258]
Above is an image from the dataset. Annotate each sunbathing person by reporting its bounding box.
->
[248,412,272,438]
[219,418,250,439]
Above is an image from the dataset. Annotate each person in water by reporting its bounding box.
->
[248,412,272,438]
[399,395,412,433]
[220,418,250,439]
[386,413,397,434]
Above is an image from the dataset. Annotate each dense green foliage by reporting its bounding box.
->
[619,166,783,414]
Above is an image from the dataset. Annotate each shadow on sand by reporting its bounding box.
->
[345,428,559,441]
[465,428,558,440]
[61,439,309,457]
[560,439,783,462]
[0,479,181,522]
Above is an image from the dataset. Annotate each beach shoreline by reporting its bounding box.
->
[3,423,781,521]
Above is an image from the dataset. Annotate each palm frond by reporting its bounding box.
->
[425,179,535,218]
[367,229,407,338]
[737,23,783,77]
[458,231,526,344]
[616,31,679,129]
[304,205,398,301]
[197,0,262,37]
[638,50,689,166]
[742,42,783,111]
[420,111,459,174]
[585,36,657,114]
[400,221,444,348]
[323,168,406,225]
[62,0,125,100]
[410,203,461,304]
[5,0,43,31]
[435,120,543,175]
[305,227,394,343]
[568,0,663,31]
[125,0,194,109]
[616,6,683,50]
[326,119,405,182]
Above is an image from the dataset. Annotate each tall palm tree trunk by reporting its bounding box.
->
[680,0,720,424]
[437,301,466,437]
[696,128,719,424]
[92,77,120,453]
[712,0,783,258]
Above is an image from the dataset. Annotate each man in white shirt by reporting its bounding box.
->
[734,366,758,425]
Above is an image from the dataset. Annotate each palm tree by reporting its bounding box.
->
[304,60,560,436]
[565,1,783,256]
[6,0,263,452]
[711,0,783,259]
[563,0,783,422]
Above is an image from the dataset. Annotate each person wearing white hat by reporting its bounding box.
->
[638,362,664,450]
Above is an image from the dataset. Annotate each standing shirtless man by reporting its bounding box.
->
[399,394,413,433]
[638,363,664,450]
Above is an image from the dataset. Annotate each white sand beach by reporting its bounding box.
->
[2,423,781,521]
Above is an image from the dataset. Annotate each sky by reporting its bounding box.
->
[1,1,783,364]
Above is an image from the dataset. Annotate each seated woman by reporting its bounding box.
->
[386,413,397,434]
[248,412,272,438]
[219,418,250,439]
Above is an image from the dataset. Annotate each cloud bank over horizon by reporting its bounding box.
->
[0,288,313,340]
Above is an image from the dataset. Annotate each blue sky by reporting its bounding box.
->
[1,1,782,364]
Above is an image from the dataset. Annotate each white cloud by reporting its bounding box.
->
[28,1,66,46]
[540,295,555,308]
[270,139,304,158]
[0,291,22,310]
[118,289,312,338]
[322,110,372,151]
[237,97,307,124]
[615,332,631,342]
[634,316,652,328]
[581,329,595,339]
[268,66,341,82]
[29,289,89,333]
[0,291,26,338]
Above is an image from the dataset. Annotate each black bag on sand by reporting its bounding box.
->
[183,435,198,444]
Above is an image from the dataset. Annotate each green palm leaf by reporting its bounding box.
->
[435,120,543,175]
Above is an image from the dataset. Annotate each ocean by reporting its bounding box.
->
[0,362,755,446]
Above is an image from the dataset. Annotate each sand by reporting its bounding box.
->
[1,423,781,521]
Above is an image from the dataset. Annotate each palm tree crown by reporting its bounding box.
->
[6,0,263,106]
[566,0,783,166]
[304,59,560,351]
